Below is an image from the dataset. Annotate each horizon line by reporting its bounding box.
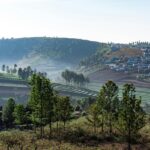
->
[0,36,150,45]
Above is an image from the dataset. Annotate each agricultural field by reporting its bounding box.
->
[87,82,150,104]
[0,72,20,80]
[53,83,98,98]
[0,74,150,106]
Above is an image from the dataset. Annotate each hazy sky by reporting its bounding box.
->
[0,0,150,43]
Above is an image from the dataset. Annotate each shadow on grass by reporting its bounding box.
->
[40,127,125,147]
[33,126,150,150]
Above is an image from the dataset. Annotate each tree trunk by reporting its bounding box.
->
[57,121,58,131]
[109,114,112,136]
[94,122,96,134]
[101,115,104,133]
[43,126,45,136]
[7,145,9,150]
[40,127,42,138]
[64,120,66,131]
[49,122,52,139]
[57,120,59,136]
[128,125,131,150]
[40,98,43,138]
[94,126,96,134]
[19,145,23,150]
[34,124,36,133]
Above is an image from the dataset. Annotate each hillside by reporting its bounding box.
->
[88,69,150,88]
[78,42,150,93]
[105,48,142,58]
[79,42,150,68]
[1,38,150,82]
[0,37,101,64]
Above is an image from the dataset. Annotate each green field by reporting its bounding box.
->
[0,73,149,105]
[0,72,18,78]
[87,82,150,104]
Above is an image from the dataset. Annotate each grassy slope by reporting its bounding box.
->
[0,37,101,64]
[105,47,142,58]
[0,117,149,150]
[0,72,19,79]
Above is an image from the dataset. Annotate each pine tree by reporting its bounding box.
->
[28,74,54,138]
[119,83,146,150]
[53,94,61,134]
[86,103,100,134]
[42,78,53,138]
[97,88,107,133]
[2,98,15,128]
[13,104,26,125]
[59,96,73,130]
[100,81,119,136]
[28,74,44,137]
[28,74,39,133]
[2,64,5,72]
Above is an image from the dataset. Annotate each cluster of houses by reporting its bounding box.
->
[106,47,150,78]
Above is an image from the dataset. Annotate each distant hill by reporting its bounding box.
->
[1,37,150,81]
[0,37,101,64]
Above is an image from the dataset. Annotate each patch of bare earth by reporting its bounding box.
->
[88,69,150,88]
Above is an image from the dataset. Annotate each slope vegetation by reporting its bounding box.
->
[0,37,101,64]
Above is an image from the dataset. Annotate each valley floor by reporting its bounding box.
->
[88,69,150,88]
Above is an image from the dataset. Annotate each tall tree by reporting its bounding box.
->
[97,88,107,133]
[6,66,9,73]
[13,64,17,73]
[119,83,146,150]
[59,96,73,130]
[42,78,54,138]
[2,98,15,128]
[28,74,40,133]
[86,103,100,134]
[13,104,26,125]
[2,64,5,72]
[101,81,119,136]
[28,74,54,138]
[18,68,23,78]
[53,94,61,134]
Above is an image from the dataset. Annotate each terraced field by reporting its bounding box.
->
[0,79,98,105]
[53,83,98,98]
[0,77,149,106]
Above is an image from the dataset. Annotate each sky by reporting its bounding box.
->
[0,0,150,43]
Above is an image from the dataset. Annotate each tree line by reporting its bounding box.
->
[61,69,89,86]
[2,64,18,74]
[1,74,73,138]
[1,64,47,80]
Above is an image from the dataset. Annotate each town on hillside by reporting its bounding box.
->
[104,44,150,80]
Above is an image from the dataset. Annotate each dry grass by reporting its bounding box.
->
[0,117,149,150]
[106,48,142,58]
